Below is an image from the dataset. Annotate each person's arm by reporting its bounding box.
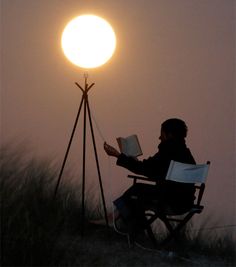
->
[116,153,163,178]
[104,142,144,172]
[104,142,121,158]
[104,142,168,180]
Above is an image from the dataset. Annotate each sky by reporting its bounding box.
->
[1,0,235,234]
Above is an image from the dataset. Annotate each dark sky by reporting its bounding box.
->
[1,0,235,234]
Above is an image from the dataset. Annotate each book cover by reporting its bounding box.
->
[116,134,143,157]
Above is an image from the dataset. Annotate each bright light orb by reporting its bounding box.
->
[61,15,116,69]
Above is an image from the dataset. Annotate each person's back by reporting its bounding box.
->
[148,136,196,213]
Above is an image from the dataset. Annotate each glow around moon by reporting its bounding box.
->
[61,15,116,69]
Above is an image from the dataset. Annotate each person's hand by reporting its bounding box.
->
[104,142,121,158]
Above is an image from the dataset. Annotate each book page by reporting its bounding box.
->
[116,134,142,157]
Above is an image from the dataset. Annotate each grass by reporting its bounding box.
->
[0,144,235,266]
[0,144,83,266]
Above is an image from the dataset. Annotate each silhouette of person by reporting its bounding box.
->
[104,118,196,235]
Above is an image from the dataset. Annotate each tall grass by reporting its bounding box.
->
[184,221,236,264]
[0,144,89,266]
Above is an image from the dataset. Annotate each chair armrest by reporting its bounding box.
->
[127,175,156,184]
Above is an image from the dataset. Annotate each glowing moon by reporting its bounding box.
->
[61,15,116,69]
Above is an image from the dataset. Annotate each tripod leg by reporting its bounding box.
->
[81,92,87,235]
[54,96,84,198]
[86,99,109,227]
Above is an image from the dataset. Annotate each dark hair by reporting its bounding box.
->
[161,118,188,139]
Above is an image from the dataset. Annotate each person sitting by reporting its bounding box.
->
[104,118,196,239]
[104,118,196,237]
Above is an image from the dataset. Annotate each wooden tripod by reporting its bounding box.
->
[54,74,108,233]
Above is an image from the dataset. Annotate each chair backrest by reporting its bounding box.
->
[165,160,210,184]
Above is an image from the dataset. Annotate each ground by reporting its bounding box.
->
[55,223,234,267]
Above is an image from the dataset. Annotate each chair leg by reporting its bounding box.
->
[161,213,194,246]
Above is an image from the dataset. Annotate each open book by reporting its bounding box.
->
[116,134,143,157]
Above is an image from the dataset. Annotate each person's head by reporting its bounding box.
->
[159,118,188,142]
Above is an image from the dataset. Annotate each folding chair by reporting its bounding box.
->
[127,160,210,247]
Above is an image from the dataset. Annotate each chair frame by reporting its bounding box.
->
[127,161,210,247]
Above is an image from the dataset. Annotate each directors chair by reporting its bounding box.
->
[128,160,210,247]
